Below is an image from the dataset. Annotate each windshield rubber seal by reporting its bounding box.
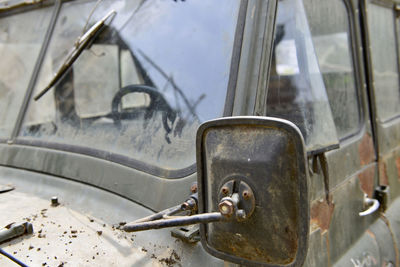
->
[223,0,248,116]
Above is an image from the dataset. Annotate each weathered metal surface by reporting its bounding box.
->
[358,165,376,197]
[325,137,361,192]
[0,191,162,266]
[369,218,397,266]
[303,229,329,267]
[379,159,389,186]
[333,228,380,267]
[310,198,335,234]
[396,157,400,181]
[358,133,375,166]
[380,150,400,205]
[381,198,400,267]
[327,175,379,265]
[0,167,223,267]
[0,143,197,212]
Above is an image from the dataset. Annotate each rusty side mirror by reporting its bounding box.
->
[196,116,309,266]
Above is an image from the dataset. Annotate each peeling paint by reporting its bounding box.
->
[359,134,375,166]
[310,198,335,234]
[358,165,376,197]
[379,160,389,186]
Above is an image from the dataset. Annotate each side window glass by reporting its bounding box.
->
[267,0,339,154]
[304,0,361,139]
[367,2,400,122]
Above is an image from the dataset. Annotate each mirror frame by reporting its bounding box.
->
[196,116,309,267]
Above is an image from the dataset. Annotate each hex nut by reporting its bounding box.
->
[219,200,234,216]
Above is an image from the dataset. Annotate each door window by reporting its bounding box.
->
[367,2,400,122]
[267,0,339,154]
[304,0,361,139]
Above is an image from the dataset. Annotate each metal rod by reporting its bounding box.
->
[0,248,29,267]
[123,212,224,232]
[0,222,33,244]
[132,204,183,223]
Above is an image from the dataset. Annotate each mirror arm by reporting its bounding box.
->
[122,193,248,233]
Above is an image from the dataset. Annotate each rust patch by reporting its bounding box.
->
[310,198,335,234]
[379,160,389,185]
[396,157,400,181]
[359,134,375,166]
[358,165,376,197]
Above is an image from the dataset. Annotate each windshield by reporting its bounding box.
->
[18,0,241,175]
[0,6,53,138]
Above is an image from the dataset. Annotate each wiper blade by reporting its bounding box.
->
[34,9,116,101]
[0,0,44,11]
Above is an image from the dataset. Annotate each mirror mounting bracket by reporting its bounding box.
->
[122,182,256,233]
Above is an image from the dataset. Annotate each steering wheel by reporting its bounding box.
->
[111,85,177,141]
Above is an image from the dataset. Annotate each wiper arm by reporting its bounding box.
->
[34,9,116,101]
[0,0,44,11]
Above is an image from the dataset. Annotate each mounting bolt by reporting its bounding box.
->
[219,200,234,216]
[51,196,59,207]
[190,183,198,193]
[242,190,251,200]
[221,186,230,196]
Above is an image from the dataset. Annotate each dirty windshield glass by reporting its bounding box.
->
[267,0,339,153]
[19,0,241,173]
[0,7,52,138]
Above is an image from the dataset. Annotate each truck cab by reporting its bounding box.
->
[0,0,399,266]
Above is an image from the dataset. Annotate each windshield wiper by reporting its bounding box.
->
[34,9,116,101]
[0,0,44,11]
